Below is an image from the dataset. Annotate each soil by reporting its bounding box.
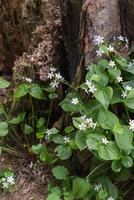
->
[0,154,52,200]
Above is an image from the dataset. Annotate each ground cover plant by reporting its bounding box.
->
[0,36,134,199]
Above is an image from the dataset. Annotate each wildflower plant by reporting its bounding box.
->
[0,35,134,199]
[0,171,15,192]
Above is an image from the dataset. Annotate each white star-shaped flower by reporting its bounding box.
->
[71,98,79,105]
[50,80,59,88]
[94,183,102,192]
[79,123,87,131]
[96,49,104,57]
[2,182,9,189]
[109,60,115,68]
[102,137,109,145]
[50,67,56,72]
[129,119,134,131]
[125,86,132,91]
[107,45,114,52]
[48,72,54,79]
[55,73,63,80]
[46,129,53,136]
[63,136,70,143]
[117,76,123,83]
[118,36,124,41]
[93,36,104,46]
[108,197,114,200]
[121,91,127,99]
[7,176,15,185]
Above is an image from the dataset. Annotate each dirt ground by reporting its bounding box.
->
[0,154,51,200]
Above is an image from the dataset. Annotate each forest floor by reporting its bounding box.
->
[0,154,51,200]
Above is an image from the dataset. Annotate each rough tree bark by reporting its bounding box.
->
[0,0,132,82]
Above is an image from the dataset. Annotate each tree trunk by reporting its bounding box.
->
[0,0,130,81]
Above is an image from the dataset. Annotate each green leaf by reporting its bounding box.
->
[13,83,29,98]
[115,56,128,68]
[0,77,10,88]
[9,112,26,124]
[94,86,113,109]
[75,131,87,150]
[111,160,122,172]
[86,133,104,150]
[98,109,119,130]
[114,125,133,150]
[64,126,74,133]
[98,142,120,160]
[98,188,108,200]
[36,117,45,128]
[24,124,33,135]
[72,177,91,199]
[97,59,109,70]
[29,83,46,99]
[55,145,72,160]
[124,90,134,109]
[0,122,8,136]
[31,144,43,155]
[47,187,62,200]
[52,135,64,145]
[60,93,82,113]
[52,166,69,180]
[108,68,121,80]
[122,156,133,168]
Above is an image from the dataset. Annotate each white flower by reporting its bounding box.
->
[63,136,70,143]
[2,182,9,189]
[22,77,32,83]
[55,73,63,80]
[96,49,104,57]
[48,72,54,79]
[50,80,59,88]
[121,91,127,99]
[102,137,109,145]
[109,60,115,68]
[118,36,124,41]
[79,123,87,131]
[7,176,15,185]
[107,45,114,52]
[129,119,134,131]
[1,178,6,182]
[117,76,123,83]
[125,86,132,91]
[50,67,56,72]
[80,115,86,120]
[94,183,102,192]
[85,80,96,94]
[128,62,134,68]
[93,36,104,46]
[71,98,79,105]
[108,197,114,200]
[46,129,53,136]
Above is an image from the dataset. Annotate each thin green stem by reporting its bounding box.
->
[86,162,108,179]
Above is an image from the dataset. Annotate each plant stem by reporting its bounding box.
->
[47,100,53,128]
[86,162,108,179]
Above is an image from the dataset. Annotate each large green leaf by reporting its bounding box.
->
[13,83,29,98]
[98,109,119,130]
[72,177,91,199]
[0,77,10,88]
[124,90,134,109]
[94,86,113,109]
[86,133,104,150]
[47,187,62,200]
[75,131,87,150]
[113,125,133,150]
[29,83,46,99]
[55,145,72,160]
[52,166,69,180]
[0,122,8,136]
[98,142,120,160]
[122,156,133,168]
